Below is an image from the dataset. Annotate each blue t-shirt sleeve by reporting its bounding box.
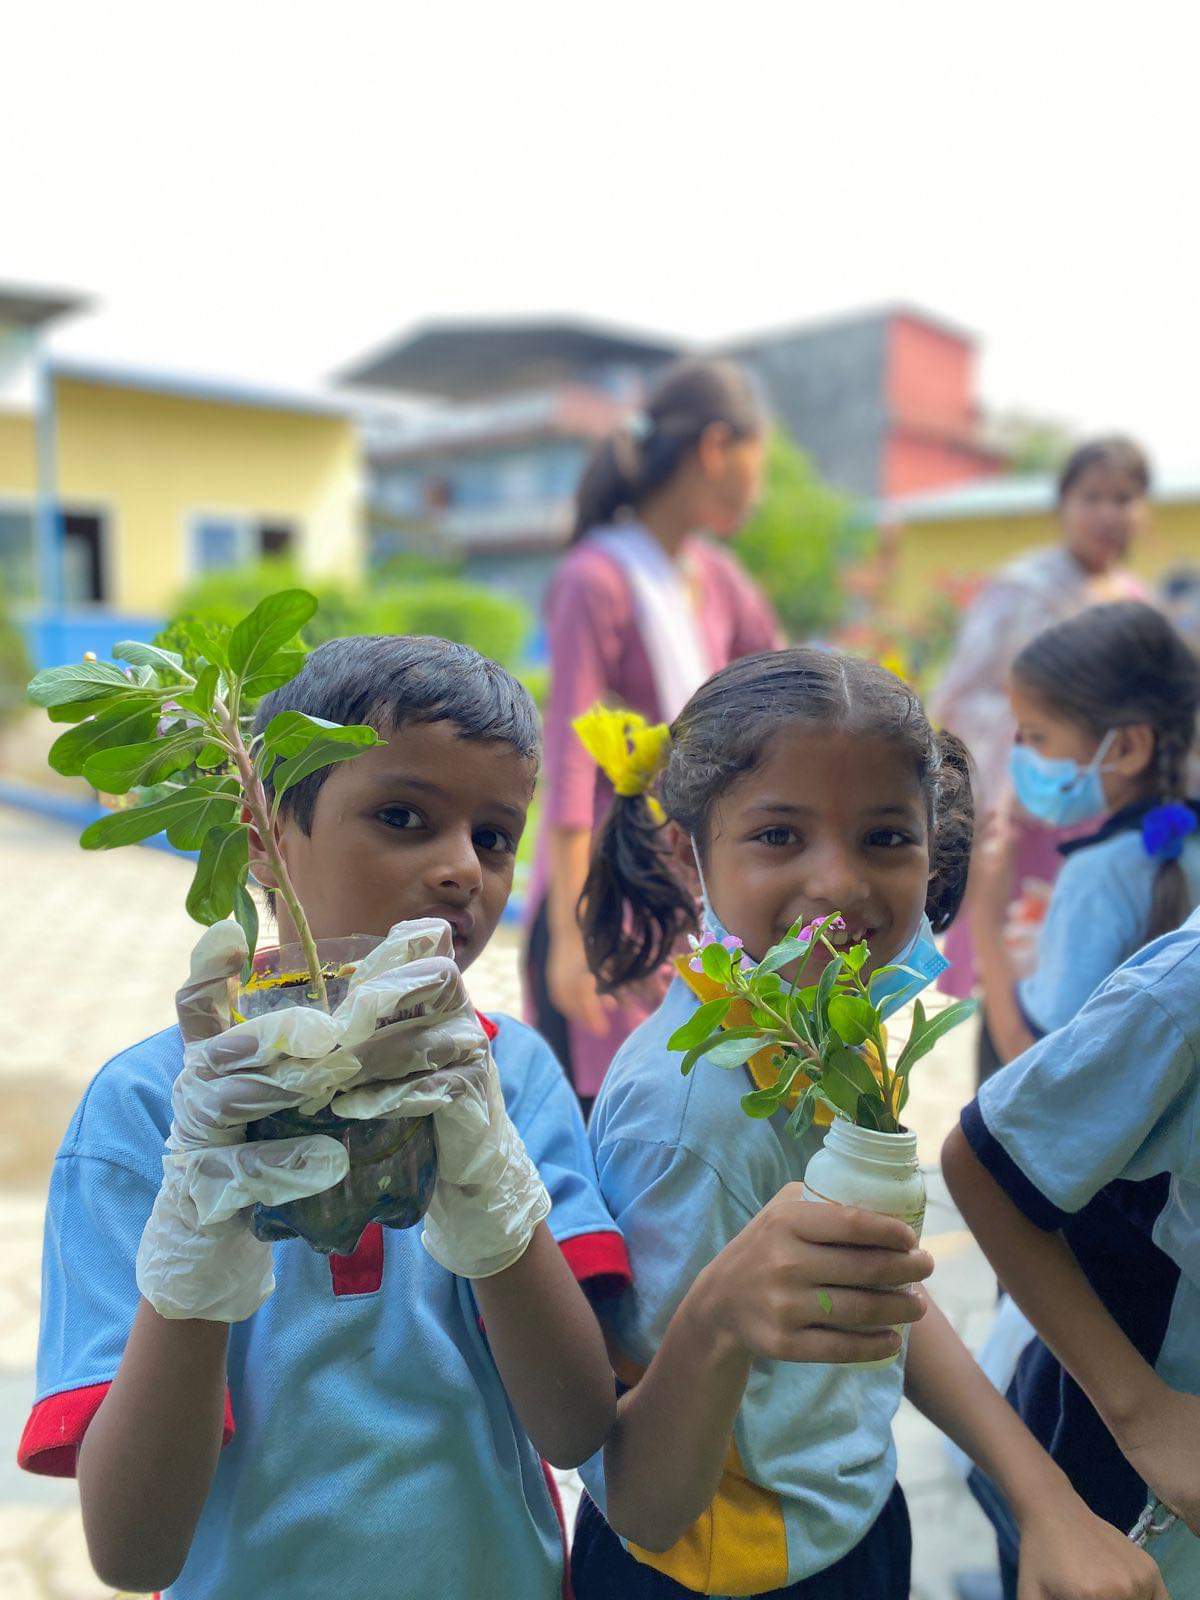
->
[492,1016,630,1288]
[1017,849,1143,1035]
[965,961,1199,1229]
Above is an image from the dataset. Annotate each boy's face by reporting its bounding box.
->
[253,717,536,972]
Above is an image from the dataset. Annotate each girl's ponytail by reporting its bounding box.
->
[570,358,763,543]
[1146,726,1194,941]
[572,706,694,990]
[580,793,696,991]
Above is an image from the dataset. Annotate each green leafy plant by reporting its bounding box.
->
[667,916,976,1137]
[26,590,383,1009]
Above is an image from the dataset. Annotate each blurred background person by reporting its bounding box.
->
[930,436,1153,1079]
[523,359,782,1113]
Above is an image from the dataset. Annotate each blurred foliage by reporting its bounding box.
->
[165,560,532,670]
[735,432,871,639]
[0,590,32,728]
[990,410,1075,476]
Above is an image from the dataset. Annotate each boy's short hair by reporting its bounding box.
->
[254,634,541,833]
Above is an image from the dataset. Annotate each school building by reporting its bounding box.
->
[339,306,1008,612]
[886,472,1200,619]
[0,286,363,666]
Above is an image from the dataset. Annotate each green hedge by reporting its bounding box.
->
[166,562,532,670]
[0,592,32,728]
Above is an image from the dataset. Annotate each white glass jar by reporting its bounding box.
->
[803,1121,925,1365]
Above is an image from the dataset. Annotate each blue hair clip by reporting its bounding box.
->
[1142,803,1198,861]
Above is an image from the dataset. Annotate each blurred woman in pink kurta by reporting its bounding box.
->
[524,361,782,1110]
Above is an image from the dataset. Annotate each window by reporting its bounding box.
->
[0,505,36,601]
[62,512,106,603]
[191,515,297,573]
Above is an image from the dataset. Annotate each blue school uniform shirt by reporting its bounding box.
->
[578,974,906,1596]
[963,906,1200,1532]
[1018,801,1200,1037]
[20,1012,629,1600]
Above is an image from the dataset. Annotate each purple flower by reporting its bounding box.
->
[1142,803,1198,861]
[798,915,847,943]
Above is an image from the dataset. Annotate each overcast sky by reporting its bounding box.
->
[6,1,1199,467]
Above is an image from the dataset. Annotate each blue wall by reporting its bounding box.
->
[20,609,165,671]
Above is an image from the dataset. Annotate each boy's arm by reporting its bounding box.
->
[903,1297,1166,1597]
[943,1125,1200,1535]
[472,1222,614,1468]
[77,1304,229,1593]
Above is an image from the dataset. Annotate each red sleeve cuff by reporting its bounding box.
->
[559,1231,632,1298]
[19,1382,236,1478]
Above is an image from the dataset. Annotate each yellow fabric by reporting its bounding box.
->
[572,703,670,820]
[675,958,891,1125]
[611,1349,790,1596]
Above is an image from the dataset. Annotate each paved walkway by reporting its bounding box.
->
[0,802,1001,1598]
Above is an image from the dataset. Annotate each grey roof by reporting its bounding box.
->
[337,316,683,399]
[888,469,1200,524]
[0,283,88,329]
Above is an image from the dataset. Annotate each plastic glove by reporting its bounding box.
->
[137,921,356,1321]
[331,948,551,1280]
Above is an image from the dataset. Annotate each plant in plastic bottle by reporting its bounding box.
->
[27,591,438,1253]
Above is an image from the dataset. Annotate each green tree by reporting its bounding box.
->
[0,591,32,728]
[734,432,869,640]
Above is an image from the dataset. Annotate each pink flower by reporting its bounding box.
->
[687,930,745,973]
[798,915,847,943]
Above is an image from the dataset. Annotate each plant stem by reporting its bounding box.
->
[218,704,329,1012]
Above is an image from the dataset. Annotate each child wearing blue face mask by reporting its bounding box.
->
[564,649,1159,1600]
[969,601,1200,1071]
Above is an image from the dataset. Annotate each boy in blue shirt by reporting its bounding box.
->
[945,906,1200,1590]
[19,635,630,1600]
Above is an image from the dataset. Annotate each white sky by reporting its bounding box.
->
[5,1,1199,466]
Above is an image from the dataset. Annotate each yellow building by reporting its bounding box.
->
[887,473,1200,618]
[0,288,363,649]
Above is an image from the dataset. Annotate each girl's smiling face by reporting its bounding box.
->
[696,726,932,976]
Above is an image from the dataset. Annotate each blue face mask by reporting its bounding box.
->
[869,915,949,1019]
[692,840,945,1017]
[1009,730,1116,828]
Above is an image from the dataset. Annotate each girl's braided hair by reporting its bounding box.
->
[1013,601,1200,943]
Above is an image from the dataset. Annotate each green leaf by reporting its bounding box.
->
[844,941,869,973]
[48,701,161,776]
[233,881,259,972]
[785,1086,817,1139]
[740,1059,803,1118]
[113,639,187,676]
[269,733,382,799]
[83,732,207,794]
[856,1093,884,1131]
[827,993,878,1047]
[262,710,382,762]
[241,648,307,701]
[699,940,735,985]
[79,779,237,850]
[164,777,243,850]
[27,659,140,708]
[228,590,317,681]
[867,964,923,1006]
[814,952,845,1031]
[823,1044,881,1098]
[680,1025,764,1075]
[894,998,979,1083]
[194,742,228,770]
[815,1054,864,1118]
[186,823,249,924]
[175,663,221,718]
[704,1032,773,1070]
[667,997,732,1052]
[754,937,811,976]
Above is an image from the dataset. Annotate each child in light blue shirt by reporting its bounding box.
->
[970,600,1200,1064]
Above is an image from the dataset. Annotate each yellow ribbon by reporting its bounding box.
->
[572,704,670,823]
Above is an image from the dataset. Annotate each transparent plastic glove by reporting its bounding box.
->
[332,973,551,1280]
[137,921,353,1322]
